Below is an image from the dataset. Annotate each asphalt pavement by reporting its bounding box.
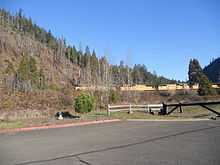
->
[0,120,220,165]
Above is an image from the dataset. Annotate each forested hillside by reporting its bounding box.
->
[203,58,220,83]
[0,8,175,92]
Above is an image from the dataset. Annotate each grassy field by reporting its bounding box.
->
[168,105,220,117]
[82,104,220,120]
[0,121,25,129]
[105,104,220,120]
[0,105,219,130]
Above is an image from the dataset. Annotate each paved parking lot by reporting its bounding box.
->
[0,120,220,165]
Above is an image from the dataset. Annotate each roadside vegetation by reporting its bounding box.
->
[74,93,94,113]
[188,59,217,96]
[0,8,220,130]
[0,121,24,129]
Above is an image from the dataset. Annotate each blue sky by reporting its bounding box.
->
[1,0,220,81]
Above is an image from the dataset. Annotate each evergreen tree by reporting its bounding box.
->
[188,59,203,86]
[17,53,42,90]
[90,50,99,83]
[0,8,177,88]
[198,74,216,96]
[203,58,220,83]
[38,68,46,89]
[188,59,216,95]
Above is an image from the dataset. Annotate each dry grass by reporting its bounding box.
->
[0,120,25,129]
[169,105,220,118]
[109,111,177,120]
[107,104,220,120]
[0,105,219,130]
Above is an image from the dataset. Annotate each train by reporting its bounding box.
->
[74,83,220,91]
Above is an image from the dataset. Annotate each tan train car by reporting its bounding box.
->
[119,83,200,91]
[191,84,199,90]
[75,83,219,91]
[120,84,156,91]
[212,84,220,89]
[75,86,116,91]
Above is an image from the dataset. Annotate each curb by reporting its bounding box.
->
[126,118,210,122]
[0,119,121,134]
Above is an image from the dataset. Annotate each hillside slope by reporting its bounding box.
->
[0,26,80,89]
[203,58,220,83]
[0,9,177,117]
[0,9,176,89]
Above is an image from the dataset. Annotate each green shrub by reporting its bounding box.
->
[74,93,94,113]
[198,74,216,96]
[17,54,38,83]
[216,89,220,95]
[4,60,15,75]
[109,90,120,104]
[0,98,14,110]
[48,83,60,91]
[16,53,47,90]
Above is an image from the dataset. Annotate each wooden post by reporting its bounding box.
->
[129,104,132,114]
[179,104,183,113]
[107,104,110,116]
[162,102,167,115]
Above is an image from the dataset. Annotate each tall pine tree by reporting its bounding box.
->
[188,58,216,95]
[188,59,203,86]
